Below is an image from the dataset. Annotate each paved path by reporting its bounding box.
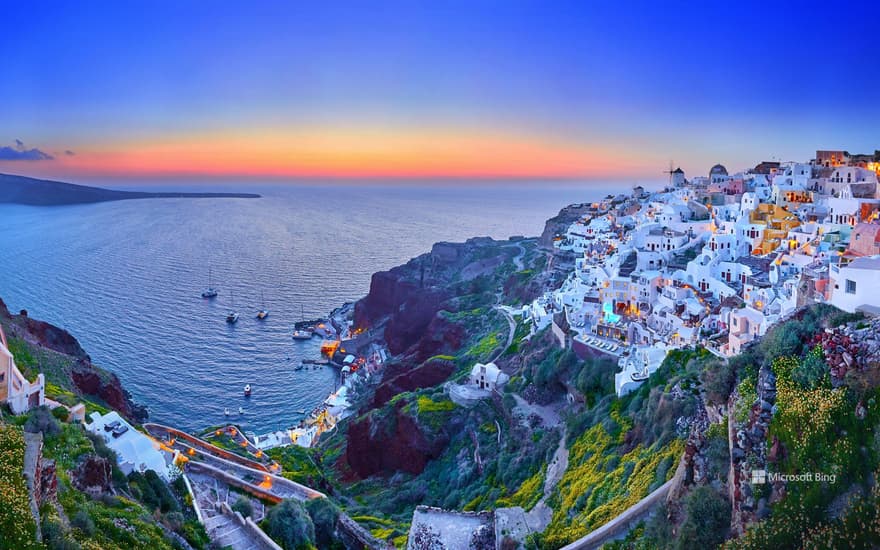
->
[490,305,517,363]
[524,432,569,532]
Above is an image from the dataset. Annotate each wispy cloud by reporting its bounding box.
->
[0,140,55,161]
[64,150,76,156]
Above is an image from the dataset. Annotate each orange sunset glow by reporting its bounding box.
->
[38,128,646,180]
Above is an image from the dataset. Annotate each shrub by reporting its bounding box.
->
[232,495,254,518]
[265,499,315,550]
[305,498,341,549]
[23,406,60,436]
[71,509,96,536]
[676,486,730,549]
[791,345,827,390]
[52,406,70,422]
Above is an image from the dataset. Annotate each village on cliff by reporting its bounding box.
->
[513,149,880,399]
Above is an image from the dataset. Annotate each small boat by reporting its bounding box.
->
[238,407,244,414]
[202,268,219,299]
[297,409,306,414]
[256,290,269,320]
[294,364,304,371]
[224,408,230,416]
[244,384,252,397]
[226,292,239,324]
[292,305,314,339]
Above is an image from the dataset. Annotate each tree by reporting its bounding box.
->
[675,486,730,549]
[305,498,340,549]
[231,495,253,518]
[24,406,60,436]
[792,346,827,390]
[265,499,315,550]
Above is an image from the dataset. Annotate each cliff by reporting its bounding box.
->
[538,202,594,249]
[0,173,260,205]
[0,297,147,421]
[354,237,514,362]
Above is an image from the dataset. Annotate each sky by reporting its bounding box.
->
[1,0,879,184]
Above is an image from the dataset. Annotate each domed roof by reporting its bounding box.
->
[710,164,728,176]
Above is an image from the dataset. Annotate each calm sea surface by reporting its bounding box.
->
[0,183,612,431]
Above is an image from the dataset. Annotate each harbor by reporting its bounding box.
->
[199,296,389,451]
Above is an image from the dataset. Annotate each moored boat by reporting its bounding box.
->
[244,384,252,396]
[226,291,239,324]
[202,268,219,298]
[256,290,269,319]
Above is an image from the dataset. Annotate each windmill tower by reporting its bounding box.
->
[663,161,686,188]
[662,161,676,188]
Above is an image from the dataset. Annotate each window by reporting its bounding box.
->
[846,279,857,294]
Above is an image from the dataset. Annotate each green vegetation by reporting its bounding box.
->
[266,445,327,488]
[540,424,683,548]
[2,406,209,550]
[495,463,545,510]
[676,486,730,549]
[731,348,880,549]
[0,424,41,550]
[265,499,316,550]
[304,498,342,550]
[416,394,456,413]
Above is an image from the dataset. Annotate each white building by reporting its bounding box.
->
[0,325,45,415]
[469,362,509,391]
[829,256,880,313]
[615,345,669,396]
[86,411,172,480]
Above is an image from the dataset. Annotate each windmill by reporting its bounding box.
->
[662,161,677,188]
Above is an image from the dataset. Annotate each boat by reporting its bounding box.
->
[244,384,252,397]
[294,364,304,371]
[292,305,314,339]
[226,292,239,324]
[224,408,230,416]
[201,268,219,298]
[256,290,269,320]
[238,407,244,414]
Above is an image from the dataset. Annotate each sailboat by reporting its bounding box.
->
[226,291,240,324]
[201,268,219,298]
[292,305,313,340]
[256,290,269,320]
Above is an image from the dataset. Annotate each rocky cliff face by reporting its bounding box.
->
[539,203,593,249]
[372,358,457,408]
[353,237,507,361]
[0,298,147,421]
[344,399,451,478]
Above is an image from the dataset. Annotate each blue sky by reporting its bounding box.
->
[1,0,878,182]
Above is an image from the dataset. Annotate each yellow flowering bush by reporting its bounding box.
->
[542,424,683,548]
[495,463,545,510]
[0,424,41,550]
[732,353,878,548]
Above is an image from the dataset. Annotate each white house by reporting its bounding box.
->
[469,362,509,391]
[86,411,172,480]
[615,344,669,396]
[0,325,45,415]
[829,256,880,313]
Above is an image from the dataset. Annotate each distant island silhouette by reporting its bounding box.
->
[0,173,261,205]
